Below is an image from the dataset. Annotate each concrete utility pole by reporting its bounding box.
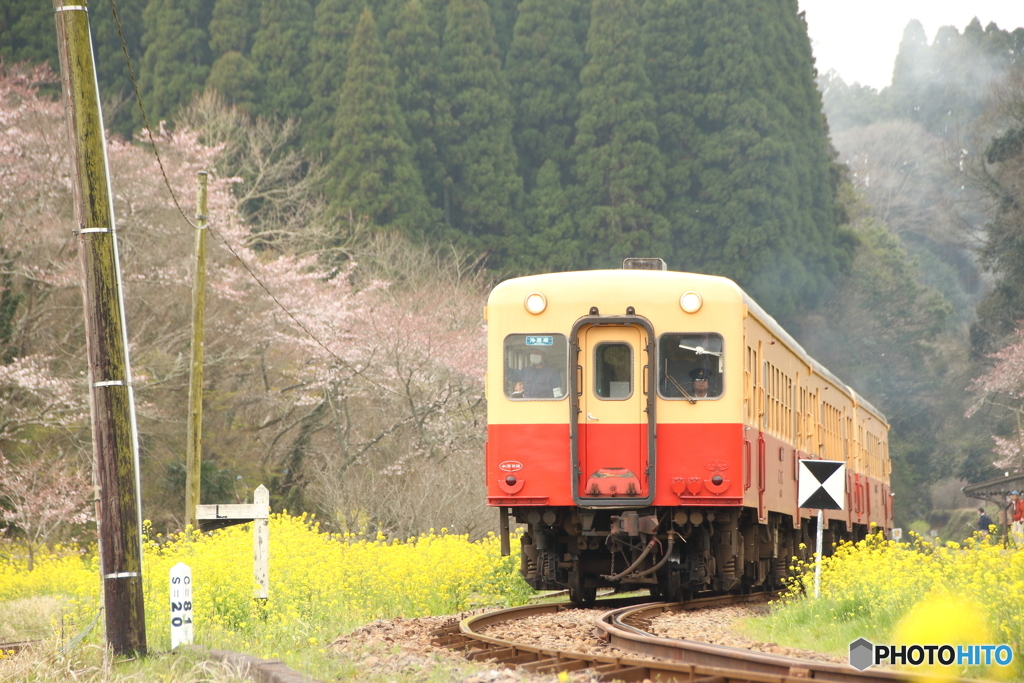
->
[52,0,147,655]
[185,172,208,530]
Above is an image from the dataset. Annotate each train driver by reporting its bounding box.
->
[691,368,710,397]
[660,333,722,399]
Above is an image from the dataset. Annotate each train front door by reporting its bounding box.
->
[576,324,649,501]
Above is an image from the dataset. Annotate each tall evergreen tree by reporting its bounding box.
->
[0,0,55,66]
[673,0,849,317]
[437,0,524,250]
[205,0,261,113]
[749,0,846,309]
[510,159,579,272]
[250,0,314,119]
[205,51,262,113]
[137,0,213,124]
[483,0,518,62]
[369,0,404,44]
[571,0,668,268]
[208,0,259,55]
[640,0,699,262]
[420,0,450,42]
[302,0,365,159]
[889,19,1018,138]
[505,0,585,191]
[88,0,146,137]
[888,20,929,126]
[387,0,448,212]
[330,8,438,238]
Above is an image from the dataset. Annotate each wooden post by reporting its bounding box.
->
[195,485,270,597]
[52,0,146,655]
[253,485,269,599]
[185,173,208,530]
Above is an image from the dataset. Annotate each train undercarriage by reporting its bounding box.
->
[512,506,864,603]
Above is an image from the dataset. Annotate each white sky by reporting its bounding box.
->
[798,0,1024,91]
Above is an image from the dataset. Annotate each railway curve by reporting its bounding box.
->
[431,596,977,683]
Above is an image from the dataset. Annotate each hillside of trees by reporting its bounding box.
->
[2,0,850,318]
[807,18,1024,520]
[4,1,1024,535]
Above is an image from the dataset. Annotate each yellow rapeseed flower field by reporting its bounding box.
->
[754,529,1024,679]
[0,513,529,659]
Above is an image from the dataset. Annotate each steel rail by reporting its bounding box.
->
[430,596,981,683]
[595,601,913,683]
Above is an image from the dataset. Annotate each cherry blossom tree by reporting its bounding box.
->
[0,64,93,454]
[2,63,492,537]
[968,323,1024,471]
[0,454,91,570]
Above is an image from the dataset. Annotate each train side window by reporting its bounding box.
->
[594,343,633,399]
[504,334,568,400]
[657,333,723,400]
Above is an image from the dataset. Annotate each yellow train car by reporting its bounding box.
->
[485,259,891,602]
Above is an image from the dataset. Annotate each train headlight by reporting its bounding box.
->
[680,291,702,313]
[524,292,547,314]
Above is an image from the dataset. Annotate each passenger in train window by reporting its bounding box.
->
[514,350,563,399]
[503,334,568,400]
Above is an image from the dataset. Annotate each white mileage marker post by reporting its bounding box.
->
[170,562,194,648]
[797,460,845,599]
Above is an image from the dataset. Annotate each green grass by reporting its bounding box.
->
[736,594,900,655]
[0,596,66,644]
[0,600,518,683]
[0,645,252,683]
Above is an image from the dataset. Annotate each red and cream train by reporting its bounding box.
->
[485,259,892,602]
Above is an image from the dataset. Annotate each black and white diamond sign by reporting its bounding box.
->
[798,459,845,510]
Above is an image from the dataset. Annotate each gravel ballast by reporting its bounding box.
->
[327,602,842,682]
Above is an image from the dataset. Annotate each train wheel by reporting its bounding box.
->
[569,585,597,605]
[657,567,684,602]
[567,569,597,605]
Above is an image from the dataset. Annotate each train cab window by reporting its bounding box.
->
[594,343,632,399]
[504,334,568,400]
[658,333,723,400]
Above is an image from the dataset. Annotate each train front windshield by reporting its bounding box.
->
[504,334,568,400]
[659,333,723,399]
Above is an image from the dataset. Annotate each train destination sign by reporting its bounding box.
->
[525,336,554,346]
[798,459,845,510]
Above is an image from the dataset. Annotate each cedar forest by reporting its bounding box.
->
[3,0,1024,545]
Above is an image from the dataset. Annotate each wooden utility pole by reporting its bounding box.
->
[185,172,208,530]
[52,0,147,655]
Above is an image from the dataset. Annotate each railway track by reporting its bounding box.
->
[430,595,967,683]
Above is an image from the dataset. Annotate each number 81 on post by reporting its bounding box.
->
[170,562,194,648]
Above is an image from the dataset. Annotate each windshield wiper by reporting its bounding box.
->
[677,343,722,357]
